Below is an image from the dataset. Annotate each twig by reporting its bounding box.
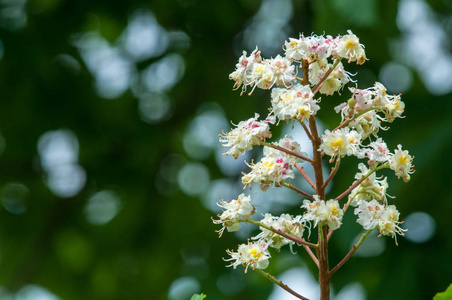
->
[300,120,315,142]
[245,217,317,248]
[327,228,333,241]
[334,163,389,201]
[295,164,316,190]
[301,59,310,86]
[329,230,372,276]
[281,182,313,199]
[312,59,342,95]
[303,244,319,267]
[255,269,310,300]
[308,116,325,200]
[333,107,385,132]
[321,157,341,190]
[318,225,330,299]
[261,142,313,163]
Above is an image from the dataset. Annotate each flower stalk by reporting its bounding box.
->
[214,30,414,300]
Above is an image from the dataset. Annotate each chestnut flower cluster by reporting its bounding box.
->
[213,31,414,299]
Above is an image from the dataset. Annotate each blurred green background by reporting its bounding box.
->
[0,0,451,299]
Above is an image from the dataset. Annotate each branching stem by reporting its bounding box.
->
[333,107,385,132]
[281,182,313,199]
[300,120,315,142]
[261,142,313,163]
[329,230,372,276]
[245,217,317,248]
[322,158,341,190]
[294,164,316,190]
[255,269,310,300]
[312,59,342,95]
[303,244,319,267]
[335,163,389,202]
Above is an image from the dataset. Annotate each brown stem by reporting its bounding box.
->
[272,228,317,248]
[322,158,341,190]
[303,244,319,268]
[301,59,310,86]
[295,164,316,190]
[308,116,324,198]
[334,163,389,201]
[255,269,310,300]
[281,182,313,199]
[333,107,385,132]
[263,142,313,163]
[312,59,341,95]
[327,229,333,241]
[300,120,315,142]
[318,225,330,300]
[329,230,372,276]
[245,217,317,248]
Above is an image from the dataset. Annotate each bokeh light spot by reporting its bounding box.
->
[0,0,27,31]
[404,211,435,243]
[237,0,293,56]
[183,103,228,160]
[335,282,366,300]
[73,32,135,99]
[353,231,386,257]
[268,267,319,300]
[396,0,452,95]
[84,190,122,225]
[1,182,28,214]
[216,271,245,296]
[142,53,185,92]
[121,9,169,62]
[54,54,81,75]
[379,62,413,94]
[203,178,240,212]
[16,284,61,300]
[37,129,86,198]
[168,277,200,300]
[177,162,210,197]
[138,92,171,123]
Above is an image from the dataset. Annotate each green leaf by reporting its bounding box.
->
[434,284,452,300]
[190,294,206,300]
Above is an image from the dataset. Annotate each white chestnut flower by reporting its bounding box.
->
[219,113,275,159]
[270,84,319,121]
[213,194,255,237]
[253,213,305,250]
[225,240,271,272]
[389,145,414,182]
[319,128,363,159]
[336,30,366,64]
[301,195,344,230]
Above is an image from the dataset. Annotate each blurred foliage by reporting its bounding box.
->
[0,0,451,299]
[434,284,452,300]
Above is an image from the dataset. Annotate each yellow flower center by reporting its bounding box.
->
[282,94,292,103]
[398,154,408,165]
[290,40,299,47]
[250,248,262,259]
[263,160,275,168]
[330,138,343,150]
[331,206,338,215]
[391,211,398,220]
[346,40,357,49]
[298,107,309,118]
